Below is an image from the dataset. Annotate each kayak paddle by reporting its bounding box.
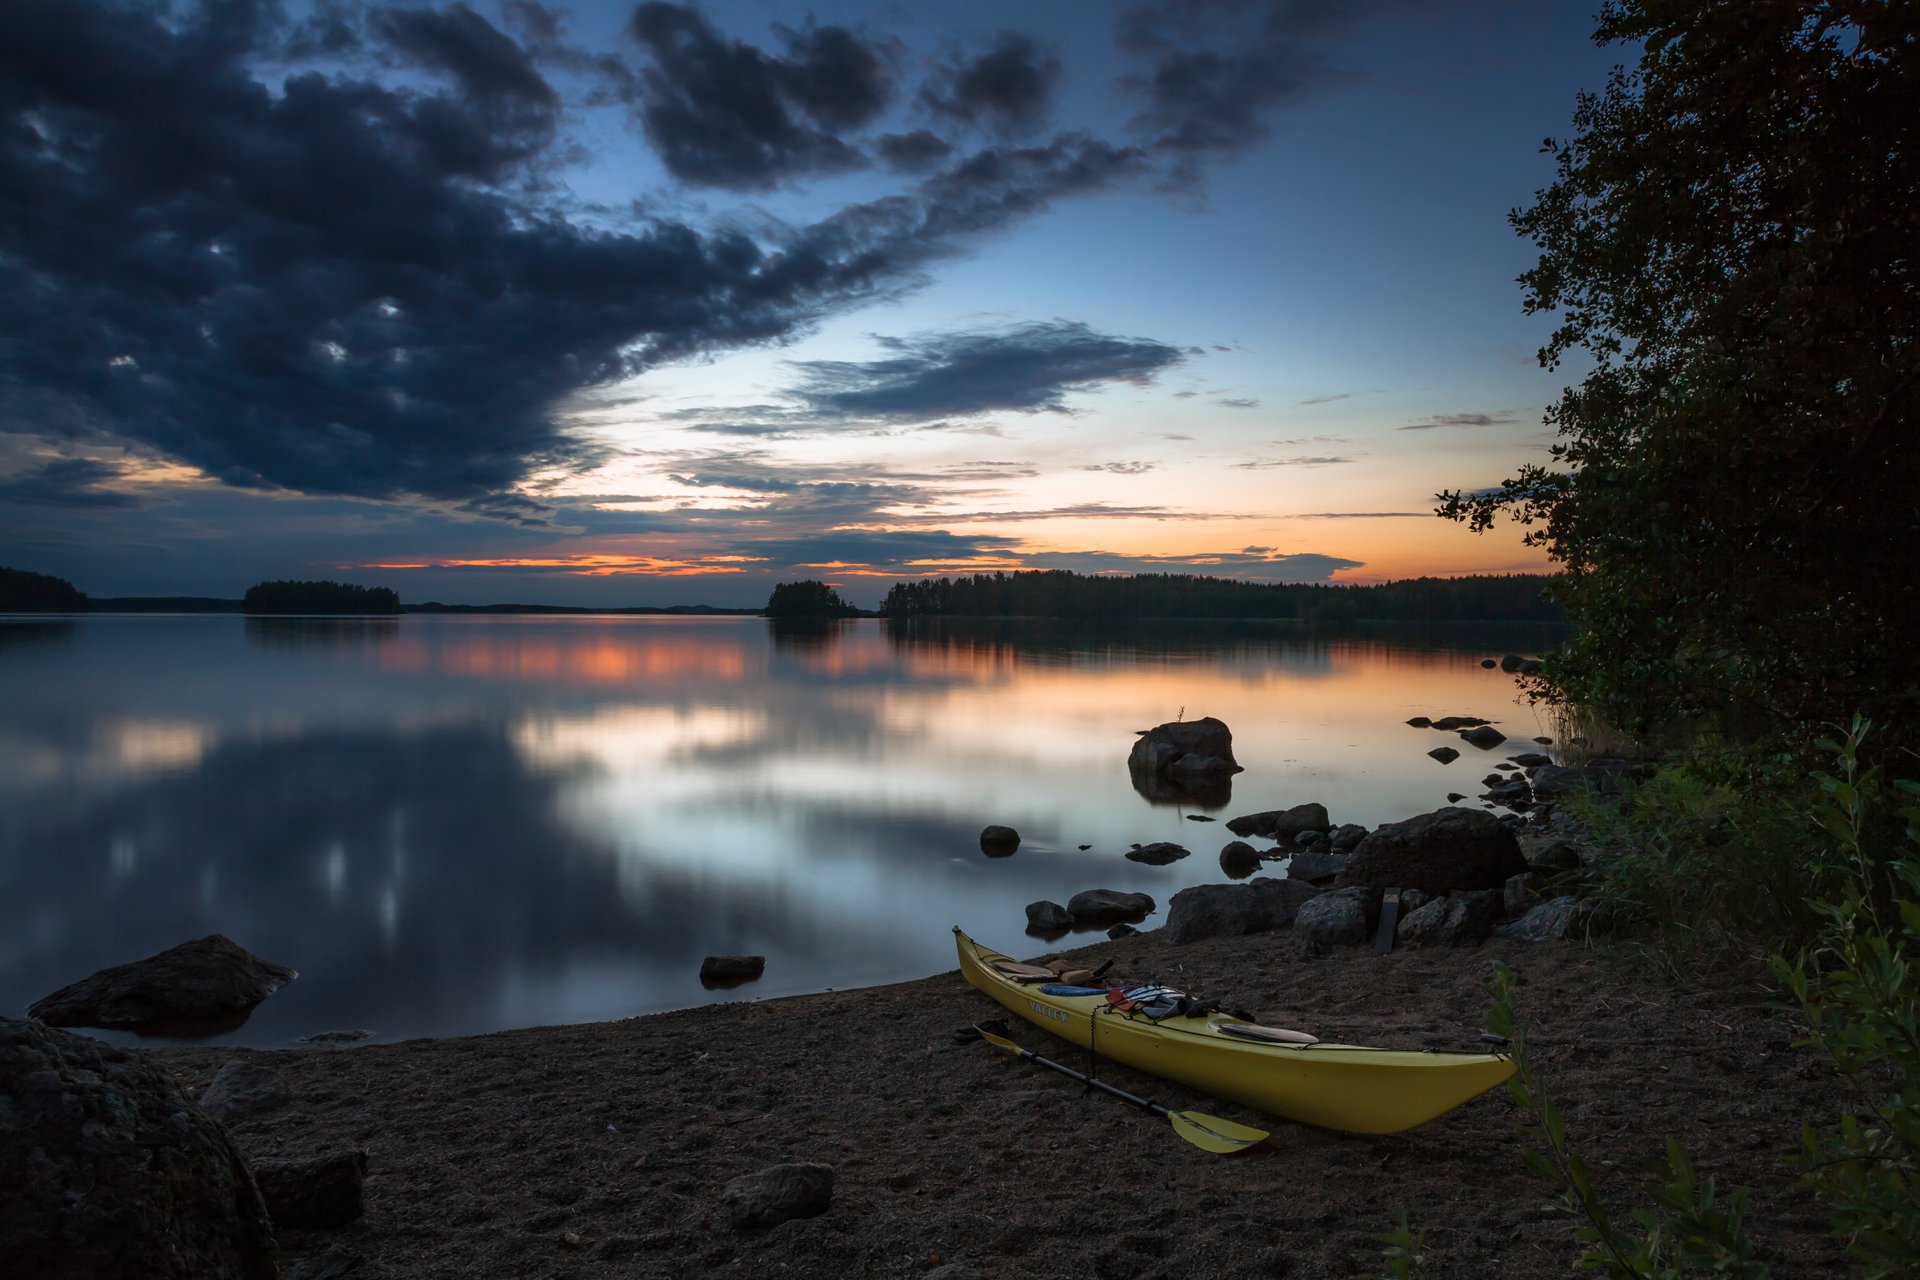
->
[973,1024,1269,1154]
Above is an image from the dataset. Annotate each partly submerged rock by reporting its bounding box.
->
[1429,715,1491,731]
[979,825,1020,856]
[1428,746,1461,764]
[1124,841,1191,865]
[699,956,766,987]
[1066,889,1155,926]
[1218,841,1263,879]
[28,935,295,1033]
[1128,717,1241,778]
[1225,803,1330,840]
[1285,851,1348,885]
[1163,878,1321,945]
[1024,901,1073,932]
[1459,724,1507,750]
[0,1015,278,1279]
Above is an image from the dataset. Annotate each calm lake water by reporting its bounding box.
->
[0,614,1564,1046]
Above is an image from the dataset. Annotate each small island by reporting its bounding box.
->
[242,580,403,615]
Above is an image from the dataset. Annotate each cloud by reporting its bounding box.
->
[1011,547,1364,582]
[1231,456,1352,469]
[786,320,1187,422]
[874,129,955,172]
[0,457,139,508]
[1293,511,1430,519]
[1215,396,1258,408]
[620,4,893,189]
[918,33,1063,136]
[1078,461,1157,474]
[1298,389,1381,405]
[1399,411,1519,431]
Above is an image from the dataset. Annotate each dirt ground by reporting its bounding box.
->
[160,930,1848,1279]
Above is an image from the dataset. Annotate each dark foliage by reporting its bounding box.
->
[242,580,402,615]
[763,580,859,619]
[876,570,1562,622]
[1441,0,1919,748]
[0,566,88,611]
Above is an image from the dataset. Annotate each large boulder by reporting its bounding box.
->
[1327,823,1368,852]
[1163,879,1322,945]
[1338,808,1527,895]
[28,935,295,1033]
[1459,725,1507,750]
[1396,890,1501,948]
[1066,889,1156,926]
[1284,851,1348,885]
[1224,803,1329,840]
[1127,717,1242,780]
[1292,887,1372,946]
[0,1016,279,1279]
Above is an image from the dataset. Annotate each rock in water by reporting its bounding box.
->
[699,956,766,984]
[1124,842,1190,865]
[1163,879,1322,944]
[1285,851,1348,885]
[28,935,296,1033]
[1224,803,1330,840]
[1127,717,1241,778]
[979,825,1020,856]
[722,1162,834,1230]
[0,1016,278,1278]
[1338,808,1527,895]
[1024,900,1073,931]
[1065,889,1156,926]
[1217,841,1262,878]
[1427,746,1461,764]
[1458,724,1507,750]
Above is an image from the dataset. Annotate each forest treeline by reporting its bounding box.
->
[873,570,1562,622]
[242,580,402,614]
[0,566,89,611]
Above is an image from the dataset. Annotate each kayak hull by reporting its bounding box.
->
[955,926,1514,1134]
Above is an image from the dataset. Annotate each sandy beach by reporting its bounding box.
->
[156,929,1845,1279]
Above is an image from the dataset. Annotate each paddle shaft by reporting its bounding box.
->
[990,1032,1173,1118]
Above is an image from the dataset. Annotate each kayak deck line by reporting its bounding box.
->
[955,925,1516,1135]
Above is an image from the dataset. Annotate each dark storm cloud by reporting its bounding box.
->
[918,33,1063,136]
[1115,0,1391,184]
[788,321,1187,422]
[1399,411,1518,430]
[0,458,138,508]
[875,129,955,172]
[0,1,1155,511]
[620,3,892,189]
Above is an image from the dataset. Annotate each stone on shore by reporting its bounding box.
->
[28,935,296,1033]
[1397,890,1501,948]
[1338,808,1527,895]
[0,1016,278,1279]
[1285,851,1348,885]
[1292,887,1372,946]
[253,1150,369,1230]
[1163,878,1322,945]
[721,1162,834,1230]
[1124,842,1190,865]
[1503,871,1552,917]
[200,1061,291,1124]
[1024,901,1072,932]
[1066,890,1155,926]
[1528,841,1584,874]
[1224,803,1329,840]
[1506,896,1595,943]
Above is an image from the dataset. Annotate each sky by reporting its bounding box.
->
[0,0,1625,608]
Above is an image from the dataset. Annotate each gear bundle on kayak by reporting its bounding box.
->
[955,926,1514,1138]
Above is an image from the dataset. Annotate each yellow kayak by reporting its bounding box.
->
[955,926,1514,1134]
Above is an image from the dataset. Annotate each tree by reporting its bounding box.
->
[243,580,402,614]
[1442,0,1918,746]
[0,566,88,611]
[763,580,857,618]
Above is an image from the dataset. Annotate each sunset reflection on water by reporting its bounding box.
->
[0,614,1563,1047]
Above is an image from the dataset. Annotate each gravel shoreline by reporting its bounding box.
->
[157,929,1845,1279]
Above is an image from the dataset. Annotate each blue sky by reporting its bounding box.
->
[0,1,1622,606]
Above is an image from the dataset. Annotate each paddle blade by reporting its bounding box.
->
[974,1024,1024,1057]
[1168,1109,1269,1154]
